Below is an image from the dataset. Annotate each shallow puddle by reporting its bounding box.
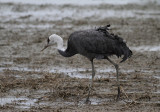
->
[1,66,160,79]
[0,0,160,24]
[1,0,159,5]
[0,96,112,108]
[0,97,37,108]
[131,45,160,52]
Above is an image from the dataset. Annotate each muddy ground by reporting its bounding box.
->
[0,1,160,112]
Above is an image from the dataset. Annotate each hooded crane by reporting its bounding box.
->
[41,25,132,103]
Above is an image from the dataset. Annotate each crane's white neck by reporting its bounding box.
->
[49,34,65,51]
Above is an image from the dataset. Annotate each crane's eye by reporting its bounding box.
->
[47,37,50,43]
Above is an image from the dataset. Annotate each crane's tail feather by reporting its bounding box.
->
[111,34,132,63]
[96,24,110,35]
[120,48,132,63]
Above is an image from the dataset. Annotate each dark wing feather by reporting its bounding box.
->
[69,30,116,54]
[69,29,132,62]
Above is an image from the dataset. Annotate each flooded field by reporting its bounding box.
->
[0,0,160,111]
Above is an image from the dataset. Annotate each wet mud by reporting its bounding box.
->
[0,0,160,112]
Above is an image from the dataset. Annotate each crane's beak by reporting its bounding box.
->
[41,45,49,51]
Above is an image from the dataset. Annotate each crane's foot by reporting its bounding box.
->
[116,86,121,101]
[85,97,91,104]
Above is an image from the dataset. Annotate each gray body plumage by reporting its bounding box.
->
[58,27,132,62]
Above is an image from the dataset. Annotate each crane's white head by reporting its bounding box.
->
[41,34,63,51]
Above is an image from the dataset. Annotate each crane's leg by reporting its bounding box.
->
[106,57,120,101]
[85,59,95,104]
